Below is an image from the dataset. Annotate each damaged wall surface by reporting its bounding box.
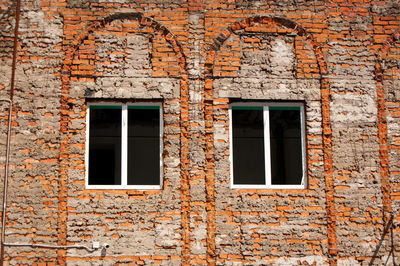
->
[0,0,399,265]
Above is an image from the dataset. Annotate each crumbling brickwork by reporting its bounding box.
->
[0,0,399,265]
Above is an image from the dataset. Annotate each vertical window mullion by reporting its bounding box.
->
[229,107,234,188]
[159,106,163,187]
[85,107,90,188]
[300,105,306,186]
[264,106,272,187]
[121,104,128,187]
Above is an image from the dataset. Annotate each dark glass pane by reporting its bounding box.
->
[269,107,303,185]
[232,108,265,185]
[128,107,160,185]
[89,107,121,185]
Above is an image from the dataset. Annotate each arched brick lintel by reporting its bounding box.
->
[205,16,328,77]
[204,15,337,265]
[376,26,400,71]
[57,12,189,265]
[374,26,400,222]
[62,12,187,74]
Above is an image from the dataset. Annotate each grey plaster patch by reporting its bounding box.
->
[331,93,377,124]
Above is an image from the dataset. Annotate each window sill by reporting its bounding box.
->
[231,184,306,189]
[85,185,162,190]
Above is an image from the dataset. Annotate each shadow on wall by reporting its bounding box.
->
[369,214,397,266]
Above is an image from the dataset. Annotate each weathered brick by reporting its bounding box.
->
[0,0,399,265]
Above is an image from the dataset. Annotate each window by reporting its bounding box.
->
[86,103,162,189]
[229,102,306,189]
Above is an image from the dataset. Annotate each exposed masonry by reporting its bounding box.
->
[0,0,399,265]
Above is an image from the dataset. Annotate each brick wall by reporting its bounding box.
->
[0,0,398,265]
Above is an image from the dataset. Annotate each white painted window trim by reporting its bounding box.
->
[85,102,163,190]
[229,102,307,189]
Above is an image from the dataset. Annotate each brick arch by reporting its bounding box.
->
[57,12,189,265]
[203,16,337,265]
[206,16,328,77]
[376,27,400,67]
[374,26,400,223]
[62,12,187,73]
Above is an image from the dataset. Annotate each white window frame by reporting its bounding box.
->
[229,102,307,189]
[85,102,163,190]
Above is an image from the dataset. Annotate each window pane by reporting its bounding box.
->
[89,107,121,185]
[232,108,265,185]
[128,107,160,185]
[269,107,303,185]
